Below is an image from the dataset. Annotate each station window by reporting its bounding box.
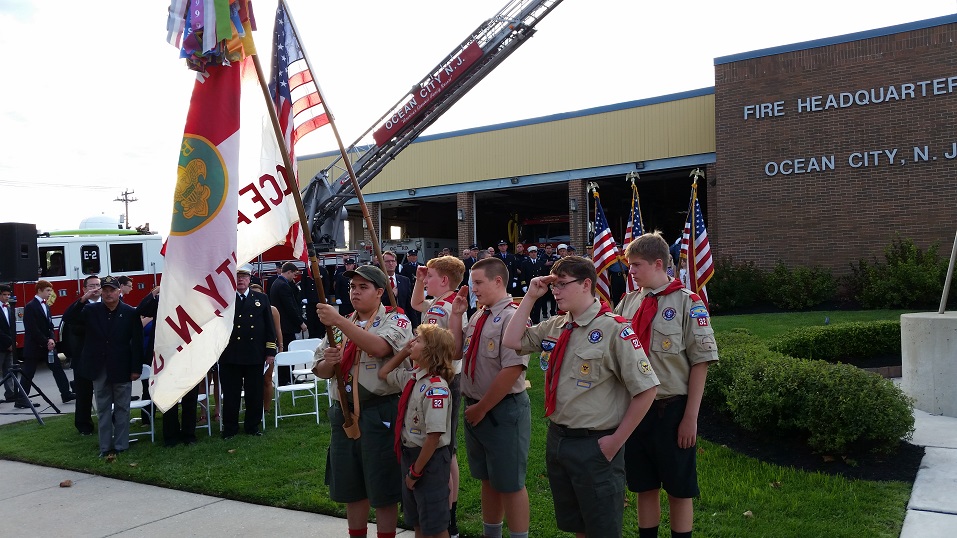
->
[390,226,402,240]
[39,246,66,277]
[80,245,101,275]
[110,243,144,273]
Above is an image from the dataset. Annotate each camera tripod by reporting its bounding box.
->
[0,362,61,425]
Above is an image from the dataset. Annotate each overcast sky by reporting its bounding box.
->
[1,0,954,236]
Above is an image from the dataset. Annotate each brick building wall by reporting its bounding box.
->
[568,179,588,252]
[713,22,957,274]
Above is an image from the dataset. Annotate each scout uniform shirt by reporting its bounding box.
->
[615,283,718,398]
[520,298,660,431]
[460,295,530,400]
[423,291,467,374]
[389,368,452,448]
[319,303,413,402]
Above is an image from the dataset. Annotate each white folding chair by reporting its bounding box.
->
[129,364,155,443]
[288,338,322,404]
[273,350,320,427]
[195,379,212,436]
[290,337,331,406]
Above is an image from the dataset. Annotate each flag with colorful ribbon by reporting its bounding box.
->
[152,60,244,412]
[591,190,621,306]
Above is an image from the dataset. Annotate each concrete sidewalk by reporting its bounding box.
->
[3,367,957,537]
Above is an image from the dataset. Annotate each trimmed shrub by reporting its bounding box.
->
[706,257,767,313]
[844,237,956,309]
[708,330,914,455]
[765,262,836,310]
[768,321,901,362]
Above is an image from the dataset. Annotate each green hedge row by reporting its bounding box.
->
[704,330,913,455]
[768,321,901,362]
[706,237,957,312]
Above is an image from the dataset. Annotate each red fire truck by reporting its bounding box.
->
[10,228,164,349]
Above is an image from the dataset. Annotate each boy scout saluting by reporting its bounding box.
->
[314,264,413,538]
[448,257,531,538]
[410,255,468,538]
[615,232,718,538]
[503,256,659,538]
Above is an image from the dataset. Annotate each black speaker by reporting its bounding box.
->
[0,222,39,282]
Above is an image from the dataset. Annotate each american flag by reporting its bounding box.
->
[270,2,329,147]
[680,190,714,309]
[269,2,329,260]
[622,182,644,293]
[592,193,621,306]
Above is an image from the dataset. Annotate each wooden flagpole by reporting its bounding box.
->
[279,0,398,310]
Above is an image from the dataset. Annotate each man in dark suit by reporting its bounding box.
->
[400,250,424,328]
[219,266,278,439]
[0,284,16,405]
[17,279,75,407]
[461,246,477,288]
[333,258,356,316]
[270,262,304,386]
[380,250,415,327]
[496,240,520,296]
[60,275,102,434]
[520,246,549,323]
[64,275,143,457]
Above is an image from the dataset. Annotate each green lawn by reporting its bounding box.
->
[0,310,916,537]
[711,309,914,340]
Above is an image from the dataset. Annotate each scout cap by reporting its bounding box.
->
[344,264,388,289]
[100,275,120,289]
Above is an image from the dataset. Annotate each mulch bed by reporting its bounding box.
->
[698,402,923,483]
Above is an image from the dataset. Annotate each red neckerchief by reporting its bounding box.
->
[544,301,612,417]
[632,279,684,351]
[394,376,417,461]
[463,309,491,380]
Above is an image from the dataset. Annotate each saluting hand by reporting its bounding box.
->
[416,265,429,280]
[525,275,555,300]
[451,287,469,316]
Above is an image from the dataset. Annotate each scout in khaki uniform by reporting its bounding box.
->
[314,265,413,538]
[379,323,456,538]
[615,232,718,538]
[503,256,659,538]
[447,258,531,538]
[410,255,468,538]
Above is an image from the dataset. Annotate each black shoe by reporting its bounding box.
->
[252,431,263,436]
[131,395,140,401]
[78,431,93,436]
[182,438,198,446]
[62,393,76,403]
[222,433,235,440]
[14,402,39,409]
[98,451,114,458]
[69,380,76,392]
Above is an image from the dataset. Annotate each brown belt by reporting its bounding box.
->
[651,395,687,409]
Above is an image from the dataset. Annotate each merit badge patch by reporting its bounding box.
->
[619,327,635,339]
[661,338,672,351]
[463,336,471,354]
[588,329,603,343]
[431,398,445,408]
[698,317,709,327]
[662,307,677,321]
[689,305,709,318]
[540,351,551,371]
[426,387,450,398]
[332,328,344,345]
[541,339,556,351]
[638,358,653,375]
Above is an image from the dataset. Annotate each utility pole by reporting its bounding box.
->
[114,189,137,229]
